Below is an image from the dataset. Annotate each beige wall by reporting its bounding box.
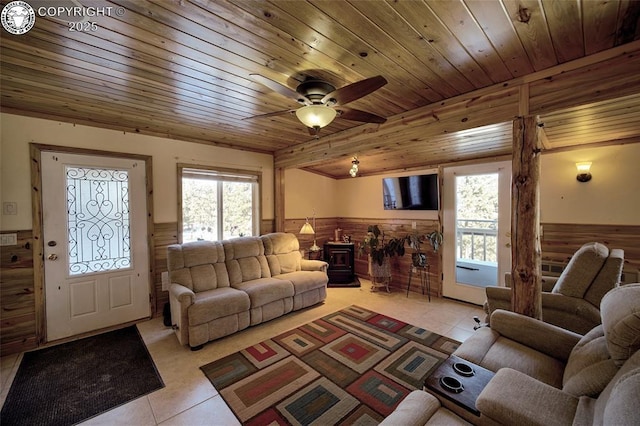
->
[286,144,640,226]
[284,169,338,218]
[4,113,638,232]
[0,113,275,231]
[540,144,640,225]
[334,170,440,220]
[284,168,441,220]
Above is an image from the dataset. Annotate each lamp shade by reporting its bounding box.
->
[300,222,315,234]
[295,105,337,128]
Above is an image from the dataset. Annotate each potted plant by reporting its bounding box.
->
[406,232,427,267]
[358,225,406,288]
[426,230,443,252]
[405,230,443,267]
[358,225,406,265]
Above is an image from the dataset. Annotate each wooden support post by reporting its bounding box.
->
[511,116,542,319]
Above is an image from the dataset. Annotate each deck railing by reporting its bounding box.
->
[456,219,498,262]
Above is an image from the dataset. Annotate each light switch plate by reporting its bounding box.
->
[161,271,169,291]
[0,233,18,246]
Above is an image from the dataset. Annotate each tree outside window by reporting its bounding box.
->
[179,166,259,243]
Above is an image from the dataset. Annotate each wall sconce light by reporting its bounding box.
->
[576,162,592,182]
[349,156,359,178]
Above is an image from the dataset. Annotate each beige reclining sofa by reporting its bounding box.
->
[167,232,328,349]
[381,283,640,425]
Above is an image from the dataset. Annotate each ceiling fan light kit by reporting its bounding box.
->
[248,74,388,134]
[295,105,337,129]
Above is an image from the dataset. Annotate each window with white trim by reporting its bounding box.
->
[179,165,260,243]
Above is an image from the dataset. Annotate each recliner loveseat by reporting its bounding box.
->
[166,232,328,349]
[382,283,640,425]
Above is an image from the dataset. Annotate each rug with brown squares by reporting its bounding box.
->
[200,305,459,425]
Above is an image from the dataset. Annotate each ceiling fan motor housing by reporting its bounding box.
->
[296,80,336,104]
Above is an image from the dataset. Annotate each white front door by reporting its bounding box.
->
[442,161,512,305]
[42,152,150,341]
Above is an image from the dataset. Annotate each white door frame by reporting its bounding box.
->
[442,161,512,305]
[30,144,155,344]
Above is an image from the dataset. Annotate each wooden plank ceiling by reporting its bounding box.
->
[1,0,640,178]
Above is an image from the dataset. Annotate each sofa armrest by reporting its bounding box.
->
[168,283,195,346]
[300,259,328,273]
[379,390,442,426]
[485,286,512,319]
[490,309,582,362]
[541,276,558,292]
[169,283,195,306]
[503,273,558,292]
[477,368,579,426]
[539,292,601,334]
[540,292,601,322]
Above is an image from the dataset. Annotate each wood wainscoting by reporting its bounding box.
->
[285,218,444,298]
[0,230,37,355]
[3,221,636,356]
[541,223,640,276]
[153,223,179,319]
[337,218,443,298]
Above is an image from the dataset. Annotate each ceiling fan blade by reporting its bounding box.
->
[242,109,295,120]
[321,75,387,105]
[337,107,387,124]
[249,74,310,105]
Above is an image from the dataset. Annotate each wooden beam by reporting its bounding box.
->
[275,40,640,170]
[511,116,542,319]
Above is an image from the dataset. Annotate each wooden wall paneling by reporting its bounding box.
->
[0,231,37,356]
[540,223,640,275]
[153,222,178,316]
[284,218,339,253]
[261,219,276,235]
[336,218,443,298]
[3,220,635,356]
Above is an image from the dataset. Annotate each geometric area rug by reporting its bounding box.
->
[200,305,460,425]
[1,325,164,426]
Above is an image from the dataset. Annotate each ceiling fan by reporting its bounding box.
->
[245,74,388,135]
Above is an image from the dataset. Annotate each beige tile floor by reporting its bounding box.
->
[1,280,484,425]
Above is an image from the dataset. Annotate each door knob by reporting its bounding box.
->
[47,254,58,261]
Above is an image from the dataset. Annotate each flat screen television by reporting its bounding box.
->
[382,173,439,210]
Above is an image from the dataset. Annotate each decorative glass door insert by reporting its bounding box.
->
[66,166,131,275]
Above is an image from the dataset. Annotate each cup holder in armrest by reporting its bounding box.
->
[453,361,475,377]
[440,376,464,393]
